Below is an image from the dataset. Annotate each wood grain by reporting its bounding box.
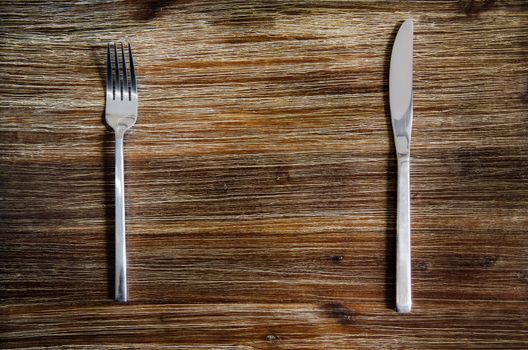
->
[1,0,527,348]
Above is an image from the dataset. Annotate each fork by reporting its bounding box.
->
[105,42,138,302]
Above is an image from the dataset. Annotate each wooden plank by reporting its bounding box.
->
[1,302,528,349]
[1,0,527,348]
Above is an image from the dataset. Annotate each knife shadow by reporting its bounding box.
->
[383,22,403,310]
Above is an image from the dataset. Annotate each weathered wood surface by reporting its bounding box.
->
[1,0,527,348]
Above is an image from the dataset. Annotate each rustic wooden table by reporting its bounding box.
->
[1,1,527,348]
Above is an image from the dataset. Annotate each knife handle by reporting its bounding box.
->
[396,155,412,313]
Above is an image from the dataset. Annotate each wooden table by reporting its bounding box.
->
[1,1,527,348]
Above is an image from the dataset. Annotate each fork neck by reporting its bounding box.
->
[114,125,128,139]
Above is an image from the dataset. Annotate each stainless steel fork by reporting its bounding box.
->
[105,42,138,302]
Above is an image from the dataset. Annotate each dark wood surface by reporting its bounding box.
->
[1,0,527,348]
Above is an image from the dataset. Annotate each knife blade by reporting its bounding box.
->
[389,19,414,314]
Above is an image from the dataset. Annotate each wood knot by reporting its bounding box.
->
[330,255,344,264]
[265,334,280,344]
[322,303,354,325]
[458,0,496,16]
[415,261,430,271]
[481,256,497,267]
[129,0,176,21]
[521,79,528,104]
[517,271,528,284]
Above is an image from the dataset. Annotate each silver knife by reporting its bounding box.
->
[389,19,414,313]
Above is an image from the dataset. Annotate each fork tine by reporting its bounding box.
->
[121,42,129,101]
[128,44,137,98]
[113,42,121,100]
[107,43,113,100]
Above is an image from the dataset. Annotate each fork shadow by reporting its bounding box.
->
[92,43,116,300]
[103,126,115,300]
[383,22,404,310]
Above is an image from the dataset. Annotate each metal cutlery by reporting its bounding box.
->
[105,42,138,302]
[101,28,412,309]
[389,20,414,313]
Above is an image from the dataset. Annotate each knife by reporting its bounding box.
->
[389,19,414,313]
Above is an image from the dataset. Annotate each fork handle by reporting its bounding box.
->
[115,131,127,302]
[396,155,412,313]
